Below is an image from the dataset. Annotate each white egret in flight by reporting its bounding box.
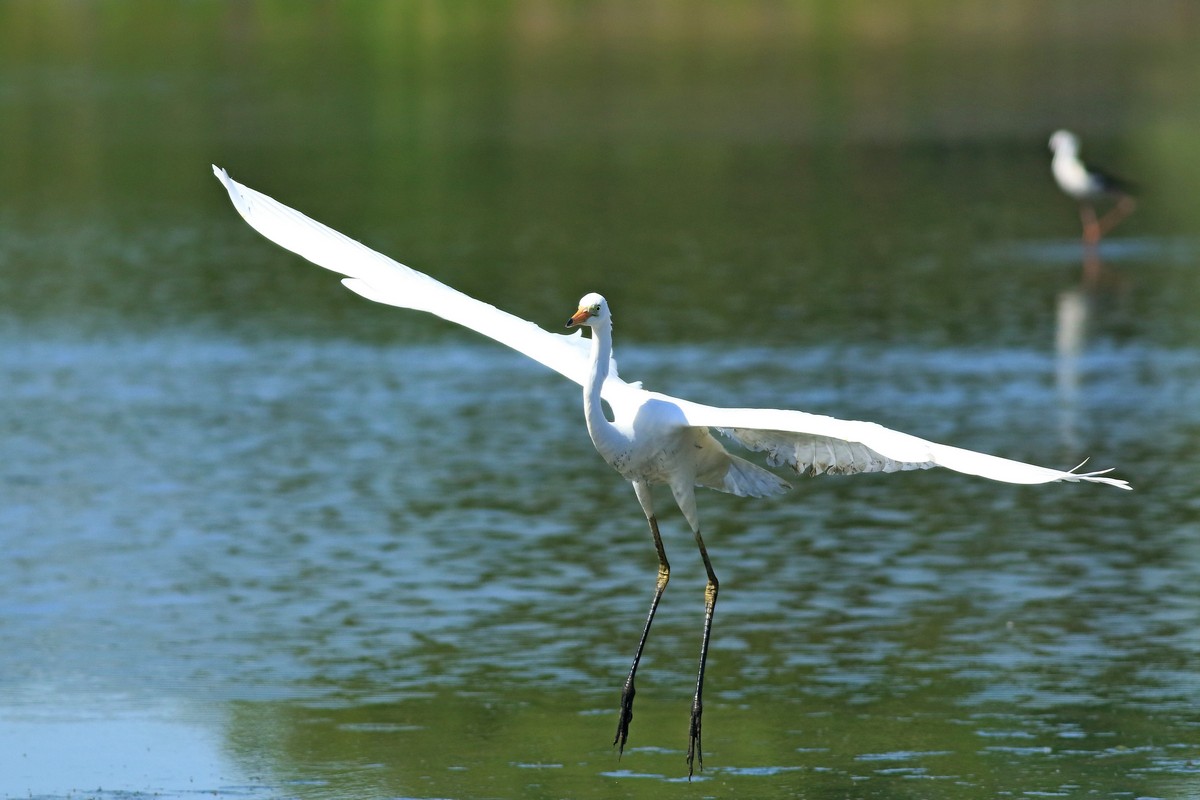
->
[1050,129,1137,244]
[213,166,1129,777]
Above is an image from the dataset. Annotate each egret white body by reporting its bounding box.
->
[213,165,1129,776]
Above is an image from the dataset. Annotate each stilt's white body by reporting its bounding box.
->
[1050,129,1131,201]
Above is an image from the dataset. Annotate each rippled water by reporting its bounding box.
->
[3,2,1200,798]
[4,322,1200,797]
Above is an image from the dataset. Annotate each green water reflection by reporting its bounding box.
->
[2,2,1199,799]
[3,1,1199,346]
[222,688,1200,798]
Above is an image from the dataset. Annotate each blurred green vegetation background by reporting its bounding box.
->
[2,1,1198,346]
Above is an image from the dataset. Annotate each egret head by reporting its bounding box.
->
[1049,130,1078,155]
[566,292,609,328]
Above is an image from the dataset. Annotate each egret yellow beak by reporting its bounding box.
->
[566,307,591,328]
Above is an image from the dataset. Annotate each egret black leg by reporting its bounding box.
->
[614,514,670,756]
[686,528,718,778]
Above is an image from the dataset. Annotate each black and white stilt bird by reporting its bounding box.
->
[1049,129,1136,243]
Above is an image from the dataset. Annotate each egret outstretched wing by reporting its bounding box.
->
[672,398,1131,488]
[216,164,1130,776]
[212,165,628,392]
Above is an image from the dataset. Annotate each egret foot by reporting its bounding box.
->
[686,694,704,777]
[614,679,636,755]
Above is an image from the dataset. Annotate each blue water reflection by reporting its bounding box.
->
[2,324,1198,796]
[0,696,250,796]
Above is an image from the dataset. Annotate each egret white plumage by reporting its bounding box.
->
[213,165,1130,777]
[1049,129,1137,243]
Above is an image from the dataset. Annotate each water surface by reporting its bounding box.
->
[2,3,1200,798]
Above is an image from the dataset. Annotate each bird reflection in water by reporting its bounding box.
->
[1050,129,1140,448]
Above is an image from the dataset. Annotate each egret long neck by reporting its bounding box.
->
[583,320,622,460]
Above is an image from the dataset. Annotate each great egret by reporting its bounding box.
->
[213,165,1129,777]
[1049,129,1136,244]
